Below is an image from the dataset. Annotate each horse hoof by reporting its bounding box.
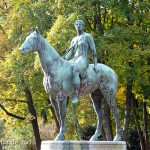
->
[55,134,64,141]
[55,137,63,141]
[113,134,121,141]
[90,136,98,141]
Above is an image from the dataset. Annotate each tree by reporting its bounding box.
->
[0,0,149,149]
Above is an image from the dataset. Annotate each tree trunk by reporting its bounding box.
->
[24,88,41,150]
[92,1,104,35]
[110,15,114,29]
[132,96,145,150]
[97,2,104,35]
[103,8,107,25]
[120,0,134,25]
[0,143,2,150]
[123,81,132,140]
[103,99,113,141]
[143,101,149,150]
[41,109,48,124]
[93,2,97,31]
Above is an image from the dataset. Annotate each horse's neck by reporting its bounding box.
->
[37,36,61,75]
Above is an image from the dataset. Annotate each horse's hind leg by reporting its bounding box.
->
[90,89,104,141]
[103,88,122,141]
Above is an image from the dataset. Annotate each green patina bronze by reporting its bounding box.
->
[19,21,122,141]
[64,20,98,104]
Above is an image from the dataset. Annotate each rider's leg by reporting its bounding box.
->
[72,65,80,103]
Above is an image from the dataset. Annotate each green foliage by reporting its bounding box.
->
[0,0,149,148]
[127,129,141,150]
[0,120,5,139]
[65,96,96,140]
[3,124,35,150]
[46,14,77,55]
[81,126,98,140]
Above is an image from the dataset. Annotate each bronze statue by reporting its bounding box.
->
[19,24,122,141]
[64,20,98,103]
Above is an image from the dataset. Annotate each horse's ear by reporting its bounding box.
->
[36,26,40,34]
[30,27,34,33]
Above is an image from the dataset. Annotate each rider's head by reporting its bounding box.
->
[74,20,85,31]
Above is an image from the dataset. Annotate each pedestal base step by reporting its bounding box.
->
[41,140,126,150]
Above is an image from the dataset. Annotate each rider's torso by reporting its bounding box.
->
[72,32,90,61]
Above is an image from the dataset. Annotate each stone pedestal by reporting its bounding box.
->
[41,140,126,150]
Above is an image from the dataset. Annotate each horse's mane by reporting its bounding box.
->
[39,33,61,58]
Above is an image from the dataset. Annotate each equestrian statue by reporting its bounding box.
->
[19,20,122,141]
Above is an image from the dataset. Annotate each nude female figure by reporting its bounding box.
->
[65,20,98,103]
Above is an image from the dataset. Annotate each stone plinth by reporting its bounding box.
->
[41,140,126,150]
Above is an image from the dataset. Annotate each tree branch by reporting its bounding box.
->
[1,98,27,103]
[0,104,26,120]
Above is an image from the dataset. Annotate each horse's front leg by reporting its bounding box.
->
[55,94,67,141]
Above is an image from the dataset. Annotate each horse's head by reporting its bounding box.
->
[19,27,40,55]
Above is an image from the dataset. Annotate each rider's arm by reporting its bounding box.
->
[64,48,73,60]
[64,39,75,60]
[88,35,97,66]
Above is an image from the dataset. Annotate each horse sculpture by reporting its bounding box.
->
[19,27,122,141]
